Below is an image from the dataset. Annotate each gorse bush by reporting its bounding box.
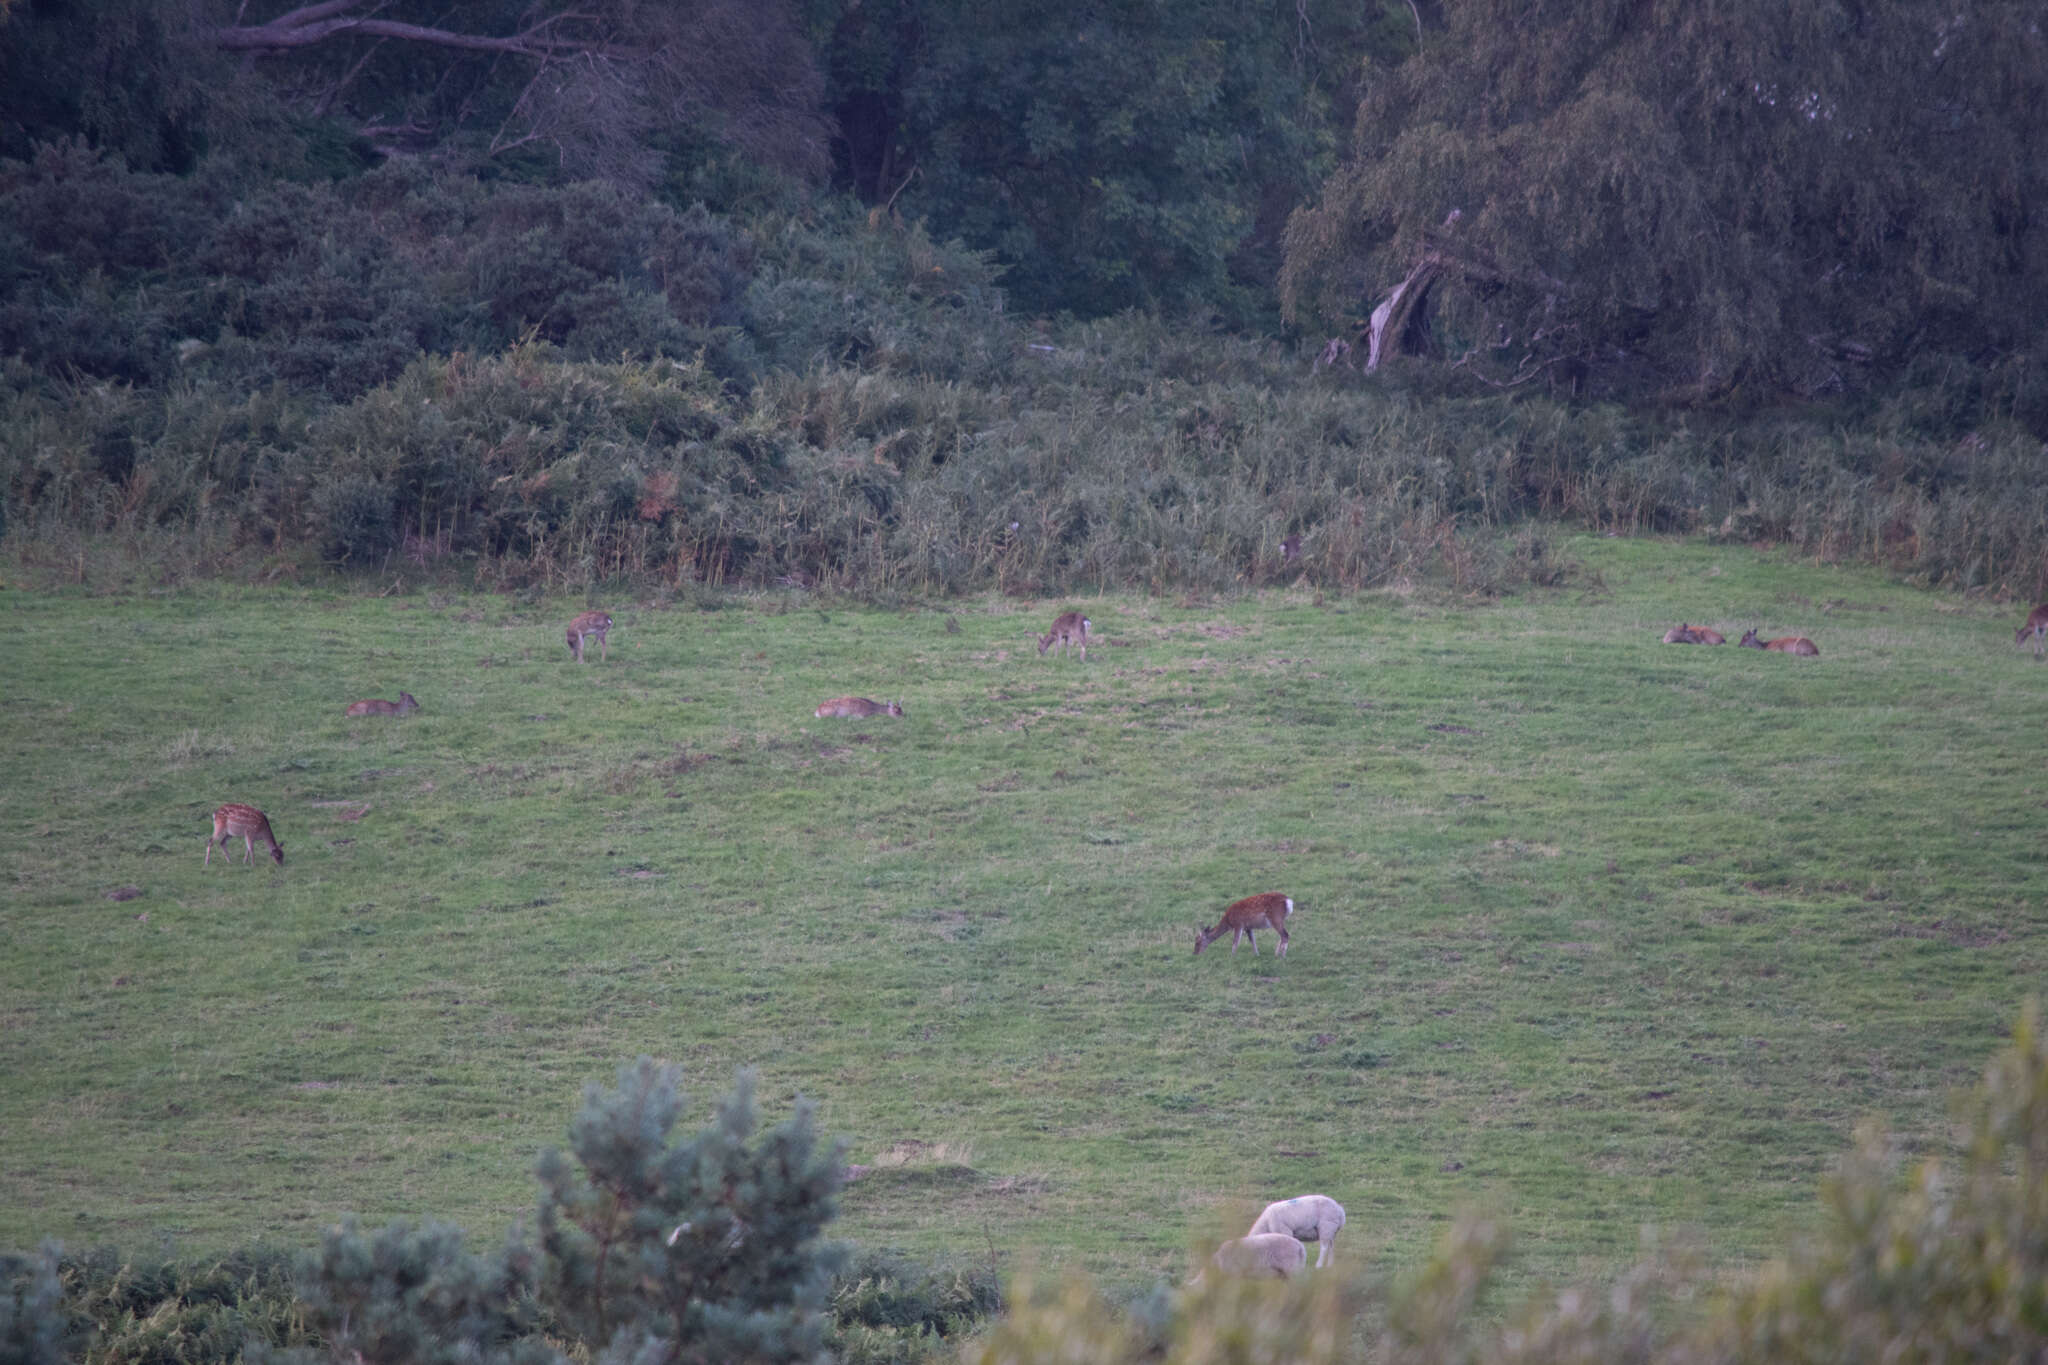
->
[8,336,2048,597]
[5,147,2048,599]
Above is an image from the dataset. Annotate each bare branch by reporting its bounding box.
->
[211,1,594,56]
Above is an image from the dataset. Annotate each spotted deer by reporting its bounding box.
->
[814,697,903,718]
[1038,611,1090,660]
[345,692,419,716]
[206,803,284,867]
[1194,892,1294,957]
[566,610,613,663]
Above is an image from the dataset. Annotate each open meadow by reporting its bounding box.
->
[2,535,2043,1299]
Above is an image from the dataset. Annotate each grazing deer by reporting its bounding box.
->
[566,610,613,663]
[345,692,419,716]
[814,697,903,718]
[206,803,284,868]
[2016,604,2048,658]
[1038,611,1090,659]
[1739,628,1819,656]
[1194,892,1294,957]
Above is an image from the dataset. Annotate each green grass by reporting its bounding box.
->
[2,535,2042,1300]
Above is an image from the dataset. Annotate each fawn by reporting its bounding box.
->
[2016,604,2048,658]
[566,610,613,663]
[206,803,284,867]
[814,697,903,718]
[345,692,419,716]
[1739,628,1819,656]
[1038,611,1090,659]
[1194,892,1294,957]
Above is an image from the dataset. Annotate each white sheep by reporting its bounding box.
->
[1206,1232,1309,1280]
[1247,1194,1346,1269]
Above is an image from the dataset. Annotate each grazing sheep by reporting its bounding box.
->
[1207,1233,1308,1280]
[1247,1194,1346,1269]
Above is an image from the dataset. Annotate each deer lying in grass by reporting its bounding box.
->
[1247,1195,1346,1269]
[1194,892,1293,957]
[345,692,419,716]
[1662,624,1724,644]
[2016,604,2048,659]
[1739,628,1819,655]
[566,610,613,663]
[1205,1233,1308,1280]
[1038,611,1090,659]
[205,803,284,867]
[814,697,903,718]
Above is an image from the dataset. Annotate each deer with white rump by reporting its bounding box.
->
[566,610,613,663]
[1194,892,1293,957]
[1038,610,1090,660]
[1247,1194,1346,1269]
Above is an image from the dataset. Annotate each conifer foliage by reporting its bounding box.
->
[533,1061,847,1365]
[251,1061,845,1365]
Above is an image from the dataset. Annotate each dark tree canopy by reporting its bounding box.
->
[0,0,830,188]
[1281,0,2048,401]
[809,0,1412,320]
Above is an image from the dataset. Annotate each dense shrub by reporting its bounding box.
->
[5,149,2047,599]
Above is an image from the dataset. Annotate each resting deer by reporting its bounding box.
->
[2016,604,2048,658]
[1038,611,1090,660]
[206,803,284,867]
[1194,892,1293,957]
[345,692,419,716]
[1739,628,1819,656]
[814,697,903,718]
[566,610,613,663]
[1662,624,1726,645]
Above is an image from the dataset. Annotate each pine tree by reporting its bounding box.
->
[533,1060,847,1365]
[259,1061,845,1365]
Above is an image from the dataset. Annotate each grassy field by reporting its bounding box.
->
[2,536,2042,1300]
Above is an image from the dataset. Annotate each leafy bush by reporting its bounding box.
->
[316,477,398,567]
